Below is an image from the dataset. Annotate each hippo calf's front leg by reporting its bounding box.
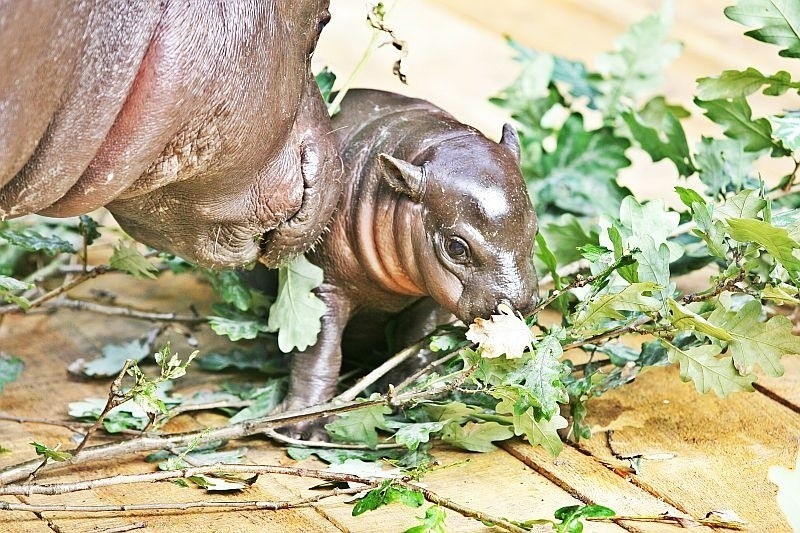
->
[282,285,351,414]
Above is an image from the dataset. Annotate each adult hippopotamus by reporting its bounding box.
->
[281,89,539,413]
[0,1,340,268]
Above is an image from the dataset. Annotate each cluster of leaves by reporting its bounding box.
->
[306,0,800,461]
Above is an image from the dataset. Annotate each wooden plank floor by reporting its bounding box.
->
[2,1,800,531]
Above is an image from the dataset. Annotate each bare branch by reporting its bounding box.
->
[40,298,205,324]
[263,428,404,450]
[0,486,368,513]
[0,463,383,496]
[335,340,424,401]
[0,372,473,486]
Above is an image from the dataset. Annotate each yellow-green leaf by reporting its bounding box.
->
[663,341,755,397]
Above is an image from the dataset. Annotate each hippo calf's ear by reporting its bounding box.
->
[378,153,426,202]
[500,123,521,164]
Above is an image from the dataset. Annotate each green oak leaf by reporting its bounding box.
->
[81,337,152,377]
[110,240,158,280]
[635,238,673,305]
[0,275,32,309]
[726,217,800,272]
[663,341,755,396]
[595,1,682,116]
[0,354,23,392]
[763,284,800,305]
[315,66,336,105]
[717,189,767,219]
[78,215,101,245]
[208,315,270,341]
[326,402,391,450]
[770,111,800,152]
[228,380,286,424]
[666,299,733,341]
[572,282,662,334]
[622,104,694,176]
[532,114,631,218]
[697,68,800,99]
[708,299,800,377]
[491,385,567,457]
[695,97,781,153]
[674,186,705,210]
[441,421,514,452]
[538,215,599,267]
[725,0,800,58]
[694,137,763,197]
[503,332,568,419]
[617,197,681,257]
[406,505,447,533]
[30,441,73,462]
[206,269,255,312]
[505,39,600,105]
[352,480,424,516]
[267,255,326,353]
[421,402,481,422]
[687,201,728,259]
[0,226,75,255]
[390,422,444,451]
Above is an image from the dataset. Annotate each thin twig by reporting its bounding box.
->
[39,298,205,323]
[0,372,473,486]
[394,350,461,392]
[335,340,424,402]
[0,487,369,513]
[166,400,254,417]
[399,481,528,533]
[0,413,90,432]
[0,265,110,314]
[262,428,404,450]
[74,360,135,454]
[0,463,384,496]
[586,514,746,530]
[327,0,400,116]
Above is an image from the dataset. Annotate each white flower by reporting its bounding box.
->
[465,304,534,359]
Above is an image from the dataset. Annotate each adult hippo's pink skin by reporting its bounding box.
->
[0,1,341,268]
[280,89,539,417]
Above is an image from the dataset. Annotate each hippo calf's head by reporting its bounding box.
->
[379,124,539,323]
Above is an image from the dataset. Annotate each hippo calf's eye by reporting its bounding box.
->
[445,237,470,263]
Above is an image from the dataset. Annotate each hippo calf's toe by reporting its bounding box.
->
[280,89,539,417]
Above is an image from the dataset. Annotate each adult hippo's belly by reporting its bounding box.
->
[0,1,341,268]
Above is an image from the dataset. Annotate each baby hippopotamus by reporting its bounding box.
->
[282,89,539,412]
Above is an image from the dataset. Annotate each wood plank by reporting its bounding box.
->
[574,365,799,531]
[0,496,51,532]
[500,441,714,533]
[274,448,627,532]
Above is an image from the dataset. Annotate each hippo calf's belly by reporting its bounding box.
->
[278,89,538,422]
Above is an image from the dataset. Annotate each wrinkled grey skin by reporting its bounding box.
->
[282,89,539,415]
[0,1,341,268]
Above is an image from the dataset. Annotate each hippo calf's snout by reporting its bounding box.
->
[278,89,539,419]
